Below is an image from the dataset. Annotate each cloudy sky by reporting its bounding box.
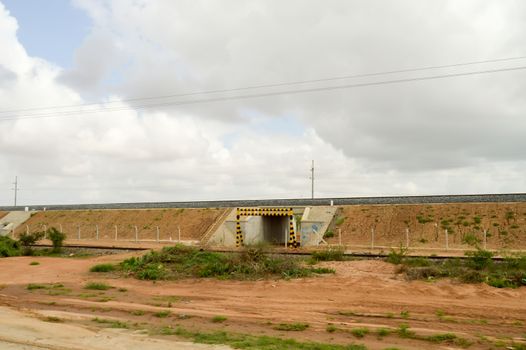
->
[1,0,526,206]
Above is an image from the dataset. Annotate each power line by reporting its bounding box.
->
[1,55,525,116]
[1,64,525,122]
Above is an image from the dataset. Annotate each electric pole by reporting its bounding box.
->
[12,176,18,206]
[310,160,314,199]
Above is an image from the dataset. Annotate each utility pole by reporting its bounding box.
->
[12,176,18,206]
[310,160,314,199]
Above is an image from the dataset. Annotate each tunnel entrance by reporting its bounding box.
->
[262,215,289,245]
[235,207,299,248]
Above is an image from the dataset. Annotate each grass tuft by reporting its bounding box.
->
[211,315,227,323]
[84,282,112,290]
[273,322,309,331]
[90,264,116,273]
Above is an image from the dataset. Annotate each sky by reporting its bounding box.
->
[0,0,526,206]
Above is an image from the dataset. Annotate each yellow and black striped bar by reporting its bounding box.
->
[235,207,299,248]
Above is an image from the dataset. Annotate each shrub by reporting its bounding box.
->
[90,264,116,273]
[386,247,407,265]
[29,261,40,266]
[18,231,44,255]
[0,236,21,257]
[323,230,335,239]
[462,233,481,247]
[47,227,66,253]
[465,249,493,270]
[120,245,331,281]
[335,216,345,226]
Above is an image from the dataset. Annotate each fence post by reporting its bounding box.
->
[77,224,81,240]
[59,224,63,233]
[405,228,410,248]
[114,225,118,241]
[338,228,342,246]
[26,225,29,234]
[156,226,160,242]
[178,226,181,242]
[445,229,449,251]
[371,227,375,249]
[134,226,138,242]
[483,229,487,250]
[96,225,99,240]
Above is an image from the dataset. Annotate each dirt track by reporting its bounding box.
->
[1,253,525,349]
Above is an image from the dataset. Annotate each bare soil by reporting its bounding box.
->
[0,253,524,350]
[0,211,7,219]
[331,203,526,250]
[14,208,226,242]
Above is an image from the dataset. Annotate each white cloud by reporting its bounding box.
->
[1,0,526,206]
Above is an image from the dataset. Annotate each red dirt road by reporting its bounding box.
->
[0,254,525,349]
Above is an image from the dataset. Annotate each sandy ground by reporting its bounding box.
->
[0,306,231,350]
[1,253,525,349]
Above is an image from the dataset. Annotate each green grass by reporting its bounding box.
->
[27,283,65,291]
[211,315,227,323]
[27,283,46,290]
[376,328,391,337]
[400,310,410,319]
[29,261,40,266]
[90,263,116,273]
[273,322,309,331]
[350,327,369,338]
[120,245,334,281]
[393,324,472,347]
[392,249,526,288]
[326,324,337,333]
[153,310,170,318]
[84,282,112,290]
[166,327,368,350]
[92,318,129,328]
[310,247,345,262]
[130,310,145,316]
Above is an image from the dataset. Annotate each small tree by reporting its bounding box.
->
[47,227,66,253]
[18,231,45,256]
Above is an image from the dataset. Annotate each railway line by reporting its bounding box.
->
[2,192,526,211]
[34,243,509,260]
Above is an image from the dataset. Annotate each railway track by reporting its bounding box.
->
[35,243,508,260]
[2,192,526,211]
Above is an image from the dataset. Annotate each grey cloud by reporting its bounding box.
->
[0,64,16,87]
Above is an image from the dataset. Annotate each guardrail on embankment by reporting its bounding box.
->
[1,193,526,211]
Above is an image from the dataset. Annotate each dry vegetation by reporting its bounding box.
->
[13,208,226,241]
[330,203,526,249]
